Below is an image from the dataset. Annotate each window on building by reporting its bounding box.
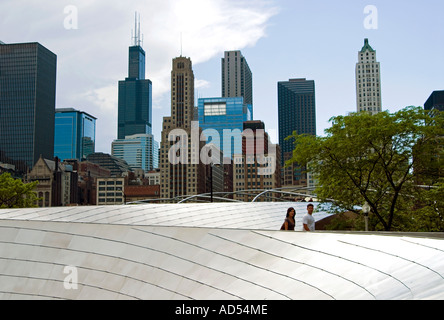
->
[204,102,227,116]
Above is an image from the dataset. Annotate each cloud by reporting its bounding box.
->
[196,79,211,89]
[0,0,278,154]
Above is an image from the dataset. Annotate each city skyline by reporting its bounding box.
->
[1,0,443,154]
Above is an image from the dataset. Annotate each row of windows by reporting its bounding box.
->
[98,186,123,191]
[204,103,227,116]
[98,180,123,186]
[98,198,123,203]
[98,192,124,197]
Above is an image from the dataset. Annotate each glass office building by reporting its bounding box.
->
[278,78,316,167]
[198,97,253,159]
[0,42,57,173]
[112,134,159,172]
[54,108,97,161]
[118,44,152,140]
[425,90,444,112]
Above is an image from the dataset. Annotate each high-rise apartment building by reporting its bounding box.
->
[54,108,96,161]
[356,38,382,114]
[112,133,159,172]
[0,42,57,173]
[197,97,252,159]
[160,57,206,199]
[221,50,253,107]
[118,16,152,139]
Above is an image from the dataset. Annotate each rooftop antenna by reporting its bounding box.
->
[138,13,141,47]
[180,32,183,57]
[132,12,143,47]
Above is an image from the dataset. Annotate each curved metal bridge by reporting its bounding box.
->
[125,186,319,205]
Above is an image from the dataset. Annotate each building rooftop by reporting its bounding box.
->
[0,202,443,300]
[360,38,376,53]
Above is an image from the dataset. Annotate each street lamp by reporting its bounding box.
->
[210,163,213,203]
[362,202,371,232]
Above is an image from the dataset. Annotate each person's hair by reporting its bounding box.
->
[286,207,295,218]
[307,204,314,208]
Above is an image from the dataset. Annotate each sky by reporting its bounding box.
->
[1,0,443,154]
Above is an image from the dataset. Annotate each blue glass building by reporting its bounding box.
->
[54,108,96,161]
[0,42,57,173]
[198,97,253,159]
[112,134,159,172]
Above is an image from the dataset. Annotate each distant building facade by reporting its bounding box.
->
[96,177,125,205]
[125,185,160,203]
[145,169,160,186]
[197,97,252,159]
[0,42,57,173]
[112,134,159,172]
[425,90,444,112]
[221,50,253,106]
[86,153,132,177]
[54,108,96,161]
[160,57,207,200]
[26,156,78,207]
[233,121,281,202]
[356,38,382,114]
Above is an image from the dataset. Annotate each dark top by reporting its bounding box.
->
[281,218,295,231]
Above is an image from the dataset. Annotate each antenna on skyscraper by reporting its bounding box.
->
[180,32,183,57]
[138,13,141,46]
[132,12,143,47]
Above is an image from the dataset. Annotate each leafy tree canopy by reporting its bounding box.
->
[0,173,40,209]
[286,106,444,231]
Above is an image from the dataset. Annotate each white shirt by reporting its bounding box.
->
[302,214,315,231]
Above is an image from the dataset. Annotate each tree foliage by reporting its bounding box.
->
[0,173,40,208]
[286,106,444,231]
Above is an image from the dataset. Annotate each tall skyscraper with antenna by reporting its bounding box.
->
[117,13,152,140]
[114,14,158,172]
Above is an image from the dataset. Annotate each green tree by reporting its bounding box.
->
[0,173,40,208]
[410,179,444,232]
[286,106,444,231]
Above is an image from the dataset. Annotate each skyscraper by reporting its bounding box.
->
[112,133,159,172]
[278,78,316,165]
[0,42,57,173]
[233,121,281,202]
[278,78,316,188]
[356,38,382,114]
[425,90,444,112]
[221,50,253,107]
[117,15,152,140]
[54,108,96,161]
[160,56,206,199]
